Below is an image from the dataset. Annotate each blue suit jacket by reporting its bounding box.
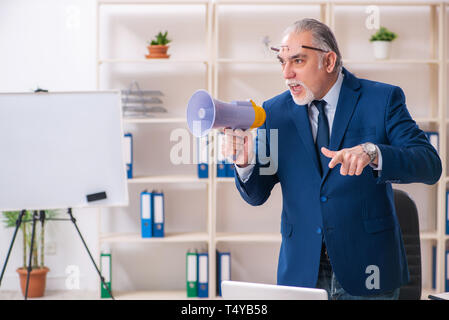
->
[235,68,442,296]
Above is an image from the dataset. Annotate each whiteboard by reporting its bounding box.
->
[0,91,129,210]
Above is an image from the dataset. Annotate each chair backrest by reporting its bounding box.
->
[393,189,422,300]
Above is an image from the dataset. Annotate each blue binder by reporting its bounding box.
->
[446,249,449,292]
[424,131,439,153]
[216,251,231,296]
[197,252,208,298]
[226,164,235,178]
[152,191,164,237]
[140,190,153,238]
[217,163,227,177]
[216,132,227,177]
[197,136,208,179]
[446,191,449,236]
[124,133,133,179]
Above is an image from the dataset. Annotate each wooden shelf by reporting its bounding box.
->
[331,1,442,6]
[343,59,439,64]
[123,117,186,124]
[98,59,208,65]
[217,58,440,65]
[217,58,278,64]
[420,232,439,240]
[216,0,326,5]
[414,117,439,123]
[215,232,281,243]
[113,290,193,300]
[100,232,209,243]
[216,177,235,183]
[98,0,209,6]
[127,175,208,184]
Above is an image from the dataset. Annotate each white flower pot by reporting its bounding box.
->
[371,41,392,60]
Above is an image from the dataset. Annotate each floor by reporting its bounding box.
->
[0,290,99,300]
[0,289,435,300]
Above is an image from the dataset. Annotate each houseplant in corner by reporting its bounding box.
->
[369,26,397,60]
[146,31,171,59]
[2,210,58,298]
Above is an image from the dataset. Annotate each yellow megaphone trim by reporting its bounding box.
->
[249,100,266,129]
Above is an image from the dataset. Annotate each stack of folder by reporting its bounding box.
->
[216,132,235,178]
[140,189,165,238]
[197,136,209,179]
[186,249,208,298]
[216,250,231,296]
[124,133,133,179]
[185,249,231,298]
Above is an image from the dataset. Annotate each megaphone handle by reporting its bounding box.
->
[227,133,245,162]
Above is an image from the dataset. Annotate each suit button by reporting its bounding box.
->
[320,196,327,203]
[316,227,322,235]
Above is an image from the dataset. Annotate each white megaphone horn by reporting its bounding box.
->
[186,90,266,137]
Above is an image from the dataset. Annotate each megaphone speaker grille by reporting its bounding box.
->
[187,89,215,137]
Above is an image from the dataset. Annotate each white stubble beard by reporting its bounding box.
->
[285,79,315,105]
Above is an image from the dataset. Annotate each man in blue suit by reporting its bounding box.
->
[222,19,441,300]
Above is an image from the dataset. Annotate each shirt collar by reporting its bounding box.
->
[310,71,344,109]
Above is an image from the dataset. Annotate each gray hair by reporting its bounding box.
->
[283,18,342,74]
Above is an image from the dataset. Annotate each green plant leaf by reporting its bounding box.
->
[369,26,397,42]
[149,31,171,45]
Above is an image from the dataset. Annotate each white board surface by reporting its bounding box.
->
[0,91,128,210]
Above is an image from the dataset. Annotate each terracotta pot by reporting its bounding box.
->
[146,45,170,59]
[17,267,49,298]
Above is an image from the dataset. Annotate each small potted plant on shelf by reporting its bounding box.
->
[146,31,171,59]
[369,26,397,60]
[1,210,58,298]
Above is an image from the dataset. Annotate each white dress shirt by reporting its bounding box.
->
[235,71,382,182]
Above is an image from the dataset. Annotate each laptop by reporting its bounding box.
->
[221,280,328,300]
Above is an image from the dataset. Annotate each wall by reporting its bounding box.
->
[0,0,98,291]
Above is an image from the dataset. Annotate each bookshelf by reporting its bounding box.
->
[96,0,213,300]
[96,0,448,300]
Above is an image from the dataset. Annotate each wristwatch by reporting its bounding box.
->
[361,142,377,163]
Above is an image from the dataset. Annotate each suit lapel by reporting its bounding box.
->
[288,97,321,177]
[321,68,361,182]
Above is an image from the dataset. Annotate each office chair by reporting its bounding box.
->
[393,189,422,300]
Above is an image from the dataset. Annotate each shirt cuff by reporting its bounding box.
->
[235,164,255,183]
[369,145,382,171]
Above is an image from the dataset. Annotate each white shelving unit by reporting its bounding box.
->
[96,0,448,300]
[95,0,214,300]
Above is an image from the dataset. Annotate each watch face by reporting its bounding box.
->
[366,143,376,152]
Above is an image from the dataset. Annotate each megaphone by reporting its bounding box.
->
[186,89,266,137]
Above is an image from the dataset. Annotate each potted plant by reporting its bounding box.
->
[369,26,397,60]
[2,210,58,298]
[146,31,171,59]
